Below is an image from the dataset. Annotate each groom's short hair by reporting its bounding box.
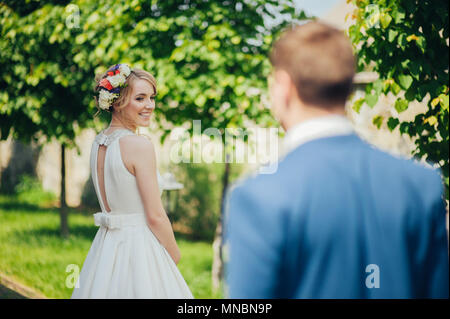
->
[270,21,356,107]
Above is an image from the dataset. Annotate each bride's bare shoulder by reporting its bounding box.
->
[118,135,156,175]
[120,134,156,161]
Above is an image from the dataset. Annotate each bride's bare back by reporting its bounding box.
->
[96,130,138,213]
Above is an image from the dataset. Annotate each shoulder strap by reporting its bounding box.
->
[95,129,135,146]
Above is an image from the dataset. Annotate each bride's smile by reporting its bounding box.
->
[125,79,156,127]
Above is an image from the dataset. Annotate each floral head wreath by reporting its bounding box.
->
[97,64,132,110]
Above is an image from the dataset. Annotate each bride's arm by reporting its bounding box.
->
[131,136,181,265]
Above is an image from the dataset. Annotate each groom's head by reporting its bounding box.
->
[269,21,355,130]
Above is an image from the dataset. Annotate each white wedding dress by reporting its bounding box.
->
[71,128,193,299]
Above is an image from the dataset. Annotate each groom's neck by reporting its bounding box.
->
[282,101,347,132]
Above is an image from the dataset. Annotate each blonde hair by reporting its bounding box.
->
[93,66,157,132]
[270,22,355,107]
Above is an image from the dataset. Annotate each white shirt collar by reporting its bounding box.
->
[282,115,354,157]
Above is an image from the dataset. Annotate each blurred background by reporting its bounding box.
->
[0,0,447,298]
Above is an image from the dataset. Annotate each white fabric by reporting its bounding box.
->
[282,115,354,157]
[93,212,147,230]
[71,128,193,299]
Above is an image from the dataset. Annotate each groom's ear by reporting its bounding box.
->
[274,69,297,109]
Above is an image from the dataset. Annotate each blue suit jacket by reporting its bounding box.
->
[225,134,449,298]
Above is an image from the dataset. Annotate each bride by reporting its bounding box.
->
[71,64,193,298]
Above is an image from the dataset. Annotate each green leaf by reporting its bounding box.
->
[405,87,416,101]
[231,36,241,45]
[394,99,409,113]
[400,59,410,69]
[424,116,438,126]
[207,40,221,50]
[382,80,391,94]
[399,122,410,134]
[373,79,383,95]
[372,115,384,129]
[365,94,378,108]
[394,9,406,23]
[352,97,365,114]
[388,29,398,42]
[431,97,441,107]
[416,36,426,53]
[348,25,359,42]
[391,82,401,95]
[194,95,206,107]
[365,82,373,95]
[397,74,413,90]
[387,117,400,131]
[441,94,449,110]
[397,33,407,49]
[380,13,392,29]
[409,62,421,80]
[417,83,432,101]
[170,49,185,62]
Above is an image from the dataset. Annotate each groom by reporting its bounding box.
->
[224,22,449,298]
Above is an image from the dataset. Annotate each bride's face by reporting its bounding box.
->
[122,79,156,127]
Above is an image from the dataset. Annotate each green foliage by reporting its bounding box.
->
[348,0,449,198]
[14,174,57,206]
[1,0,302,146]
[168,162,244,241]
[72,0,300,140]
[372,115,383,129]
[0,2,95,149]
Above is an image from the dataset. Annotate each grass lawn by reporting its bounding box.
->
[0,195,223,299]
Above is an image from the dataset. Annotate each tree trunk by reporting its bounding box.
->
[212,158,230,294]
[60,143,69,238]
